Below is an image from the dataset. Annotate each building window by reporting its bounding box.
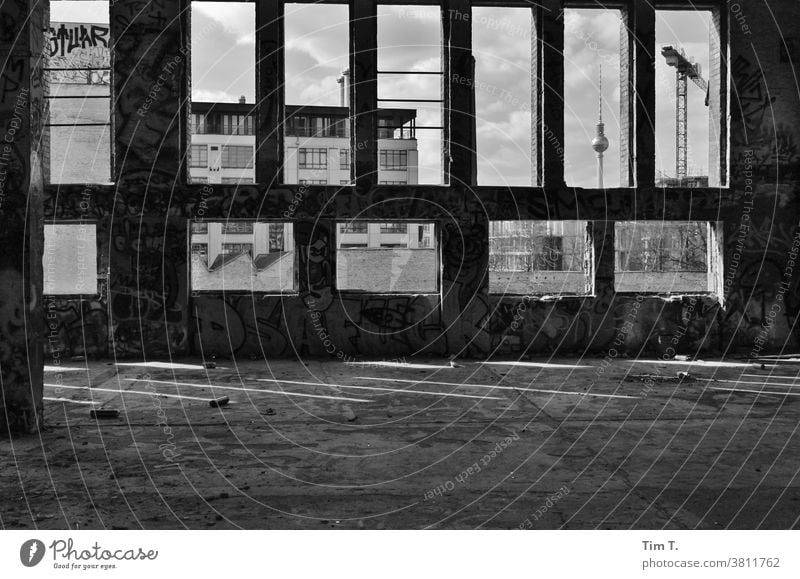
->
[221,243,253,255]
[563,8,623,188]
[217,114,254,136]
[192,113,207,134]
[378,5,442,185]
[340,222,368,234]
[282,3,349,185]
[337,222,437,293]
[221,145,254,168]
[44,223,98,295]
[473,6,533,186]
[222,222,254,234]
[615,221,716,293]
[190,221,295,293]
[203,113,222,135]
[298,179,327,185]
[380,223,408,234]
[285,114,348,138]
[298,148,327,170]
[269,223,285,252]
[191,144,208,167]
[379,180,407,185]
[379,150,408,170]
[191,2,255,104]
[656,9,725,187]
[489,221,591,296]
[340,149,349,171]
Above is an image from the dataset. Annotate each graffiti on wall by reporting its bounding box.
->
[38,0,800,360]
[47,23,110,84]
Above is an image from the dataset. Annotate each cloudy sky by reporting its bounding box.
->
[52,1,711,187]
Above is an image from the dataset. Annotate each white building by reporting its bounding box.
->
[189,100,429,290]
[189,101,419,186]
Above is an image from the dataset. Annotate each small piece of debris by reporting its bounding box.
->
[263,408,276,416]
[90,409,120,419]
[209,396,229,408]
[203,361,217,369]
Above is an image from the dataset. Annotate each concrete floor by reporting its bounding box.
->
[1,357,798,529]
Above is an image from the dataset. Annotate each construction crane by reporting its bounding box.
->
[661,46,709,181]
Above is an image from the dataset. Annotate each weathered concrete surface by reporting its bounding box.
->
[0,0,46,435]
[1,358,797,529]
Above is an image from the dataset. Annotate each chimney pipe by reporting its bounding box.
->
[239,95,246,104]
[337,69,350,108]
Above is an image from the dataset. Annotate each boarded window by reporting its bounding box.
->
[337,222,437,292]
[44,223,98,295]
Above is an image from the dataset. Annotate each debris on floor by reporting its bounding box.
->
[210,396,229,408]
[89,409,119,419]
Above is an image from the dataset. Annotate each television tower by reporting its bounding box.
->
[591,66,609,188]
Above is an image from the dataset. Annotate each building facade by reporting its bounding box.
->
[189,103,419,186]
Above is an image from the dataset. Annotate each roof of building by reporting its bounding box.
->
[192,102,417,124]
[205,250,289,273]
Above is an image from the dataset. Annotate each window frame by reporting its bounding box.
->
[297,147,328,170]
[45,12,114,185]
[43,220,102,298]
[187,219,299,296]
[334,220,441,295]
[183,0,729,301]
[613,220,724,297]
[221,144,255,169]
[190,144,208,168]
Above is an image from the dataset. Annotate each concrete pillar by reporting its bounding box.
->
[109,0,189,357]
[0,0,47,435]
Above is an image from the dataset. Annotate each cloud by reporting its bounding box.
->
[193,2,254,41]
[50,1,109,24]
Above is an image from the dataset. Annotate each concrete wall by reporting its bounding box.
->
[337,248,437,292]
[0,0,47,434]
[36,0,800,363]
